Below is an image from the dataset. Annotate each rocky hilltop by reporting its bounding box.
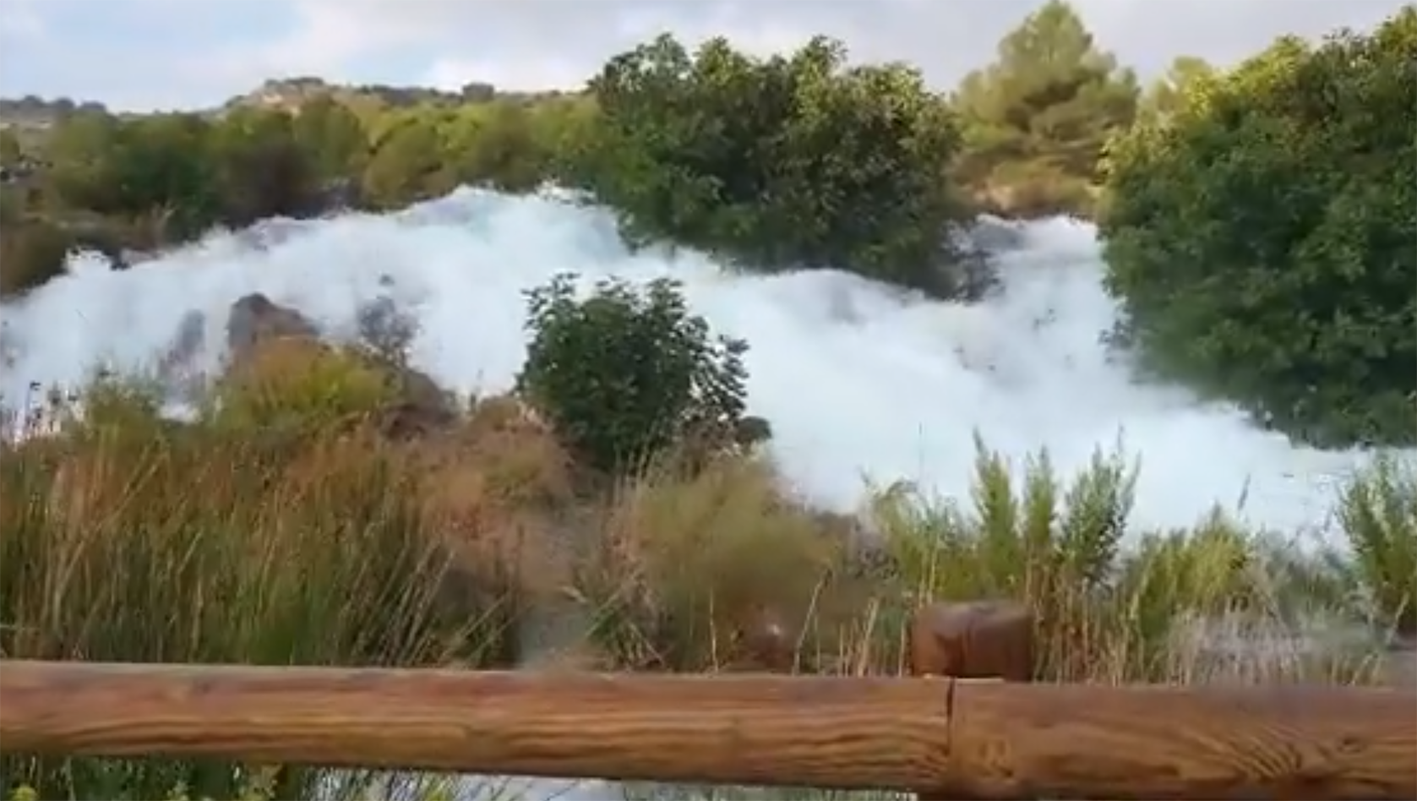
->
[226,76,487,112]
[0,76,580,132]
[226,76,580,112]
[0,95,110,131]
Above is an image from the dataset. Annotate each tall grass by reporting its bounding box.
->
[1,346,1413,800]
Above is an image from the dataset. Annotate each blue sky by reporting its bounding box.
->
[1,0,1408,112]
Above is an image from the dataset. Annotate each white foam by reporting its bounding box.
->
[4,187,1393,540]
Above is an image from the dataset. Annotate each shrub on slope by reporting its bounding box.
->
[517,273,762,478]
[1099,9,1417,447]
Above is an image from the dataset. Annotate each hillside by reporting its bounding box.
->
[0,76,579,130]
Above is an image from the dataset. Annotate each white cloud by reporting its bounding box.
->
[280,0,1413,107]
[4,0,1410,109]
[0,1,45,41]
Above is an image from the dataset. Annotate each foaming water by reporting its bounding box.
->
[2,187,1407,800]
[1,188,1397,540]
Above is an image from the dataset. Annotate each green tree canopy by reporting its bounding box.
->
[1100,8,1417,447]
[579,34,979,298]
[1137,56,1217,125]
[290,95,369,183]
[952,0,1138,217]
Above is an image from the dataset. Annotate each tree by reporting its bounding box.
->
[1137,56,1216,124]
[361,115,449,209]
[43,110,126,214]
[1100,9,1417,447]
[951,0,1138,218]
[581,34,979,298]
[516,274,756,476]
[439,100,549,192]
[207,107,321,227]
[108,113,220,239]
[290,96,369,183]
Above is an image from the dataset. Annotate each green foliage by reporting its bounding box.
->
[207,340,398,435]
[362,114,451,209]
[437,101,558,193]
[0,2,1154,301]
[0,129,21,165]
[0,378,496,801]
[1137,56,1218,125]
[952,0,1139,218]
[204,107,322,227]
[0,216,76,296]
[1100,9,1417,447]
[290,95,369,183]
[516,274,753,475]
[579,34,980,298]
[1339,454,1417,635]
[871,438,1401,682]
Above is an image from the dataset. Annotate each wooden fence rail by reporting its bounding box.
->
[1,659,1413,801]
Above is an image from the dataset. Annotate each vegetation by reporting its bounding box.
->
[577,35,977,297]
[1,3,1415,800]
[1100,8,1417,449]
[0,0,1144,302]
[3,275,1414,800]
[951,0,1139,218]
[517,274,759,476]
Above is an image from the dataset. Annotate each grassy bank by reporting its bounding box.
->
[1,340,1413,801]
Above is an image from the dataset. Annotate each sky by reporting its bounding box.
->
[0,0,1409,112]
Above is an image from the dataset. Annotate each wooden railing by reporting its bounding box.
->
[2,602,1414,800]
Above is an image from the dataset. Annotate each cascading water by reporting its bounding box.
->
[1,186,1389,539]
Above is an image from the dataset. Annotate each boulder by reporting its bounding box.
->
[224,292,457,438]
[226,292,320,362]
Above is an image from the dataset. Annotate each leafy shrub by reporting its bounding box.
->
[580,34,981,298]
[1099,9,1417,447]
[516,273,753,476]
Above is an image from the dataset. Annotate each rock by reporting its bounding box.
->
[226,292,320,363]
[223,292,459,439]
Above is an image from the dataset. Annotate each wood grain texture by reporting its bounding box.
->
[939,680,1417,800]
[910,601,1033,801]
[2,660,1414,800]
[0,661,952,790]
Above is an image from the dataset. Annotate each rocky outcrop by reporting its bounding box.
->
[0,95,108,130]
[224,292,457,438]
[225,292,321,360]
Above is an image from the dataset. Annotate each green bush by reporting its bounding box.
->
[578,34,981,298]
[0,216,73,296]
[1099,9,1417,447]
[516,273,753,476]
